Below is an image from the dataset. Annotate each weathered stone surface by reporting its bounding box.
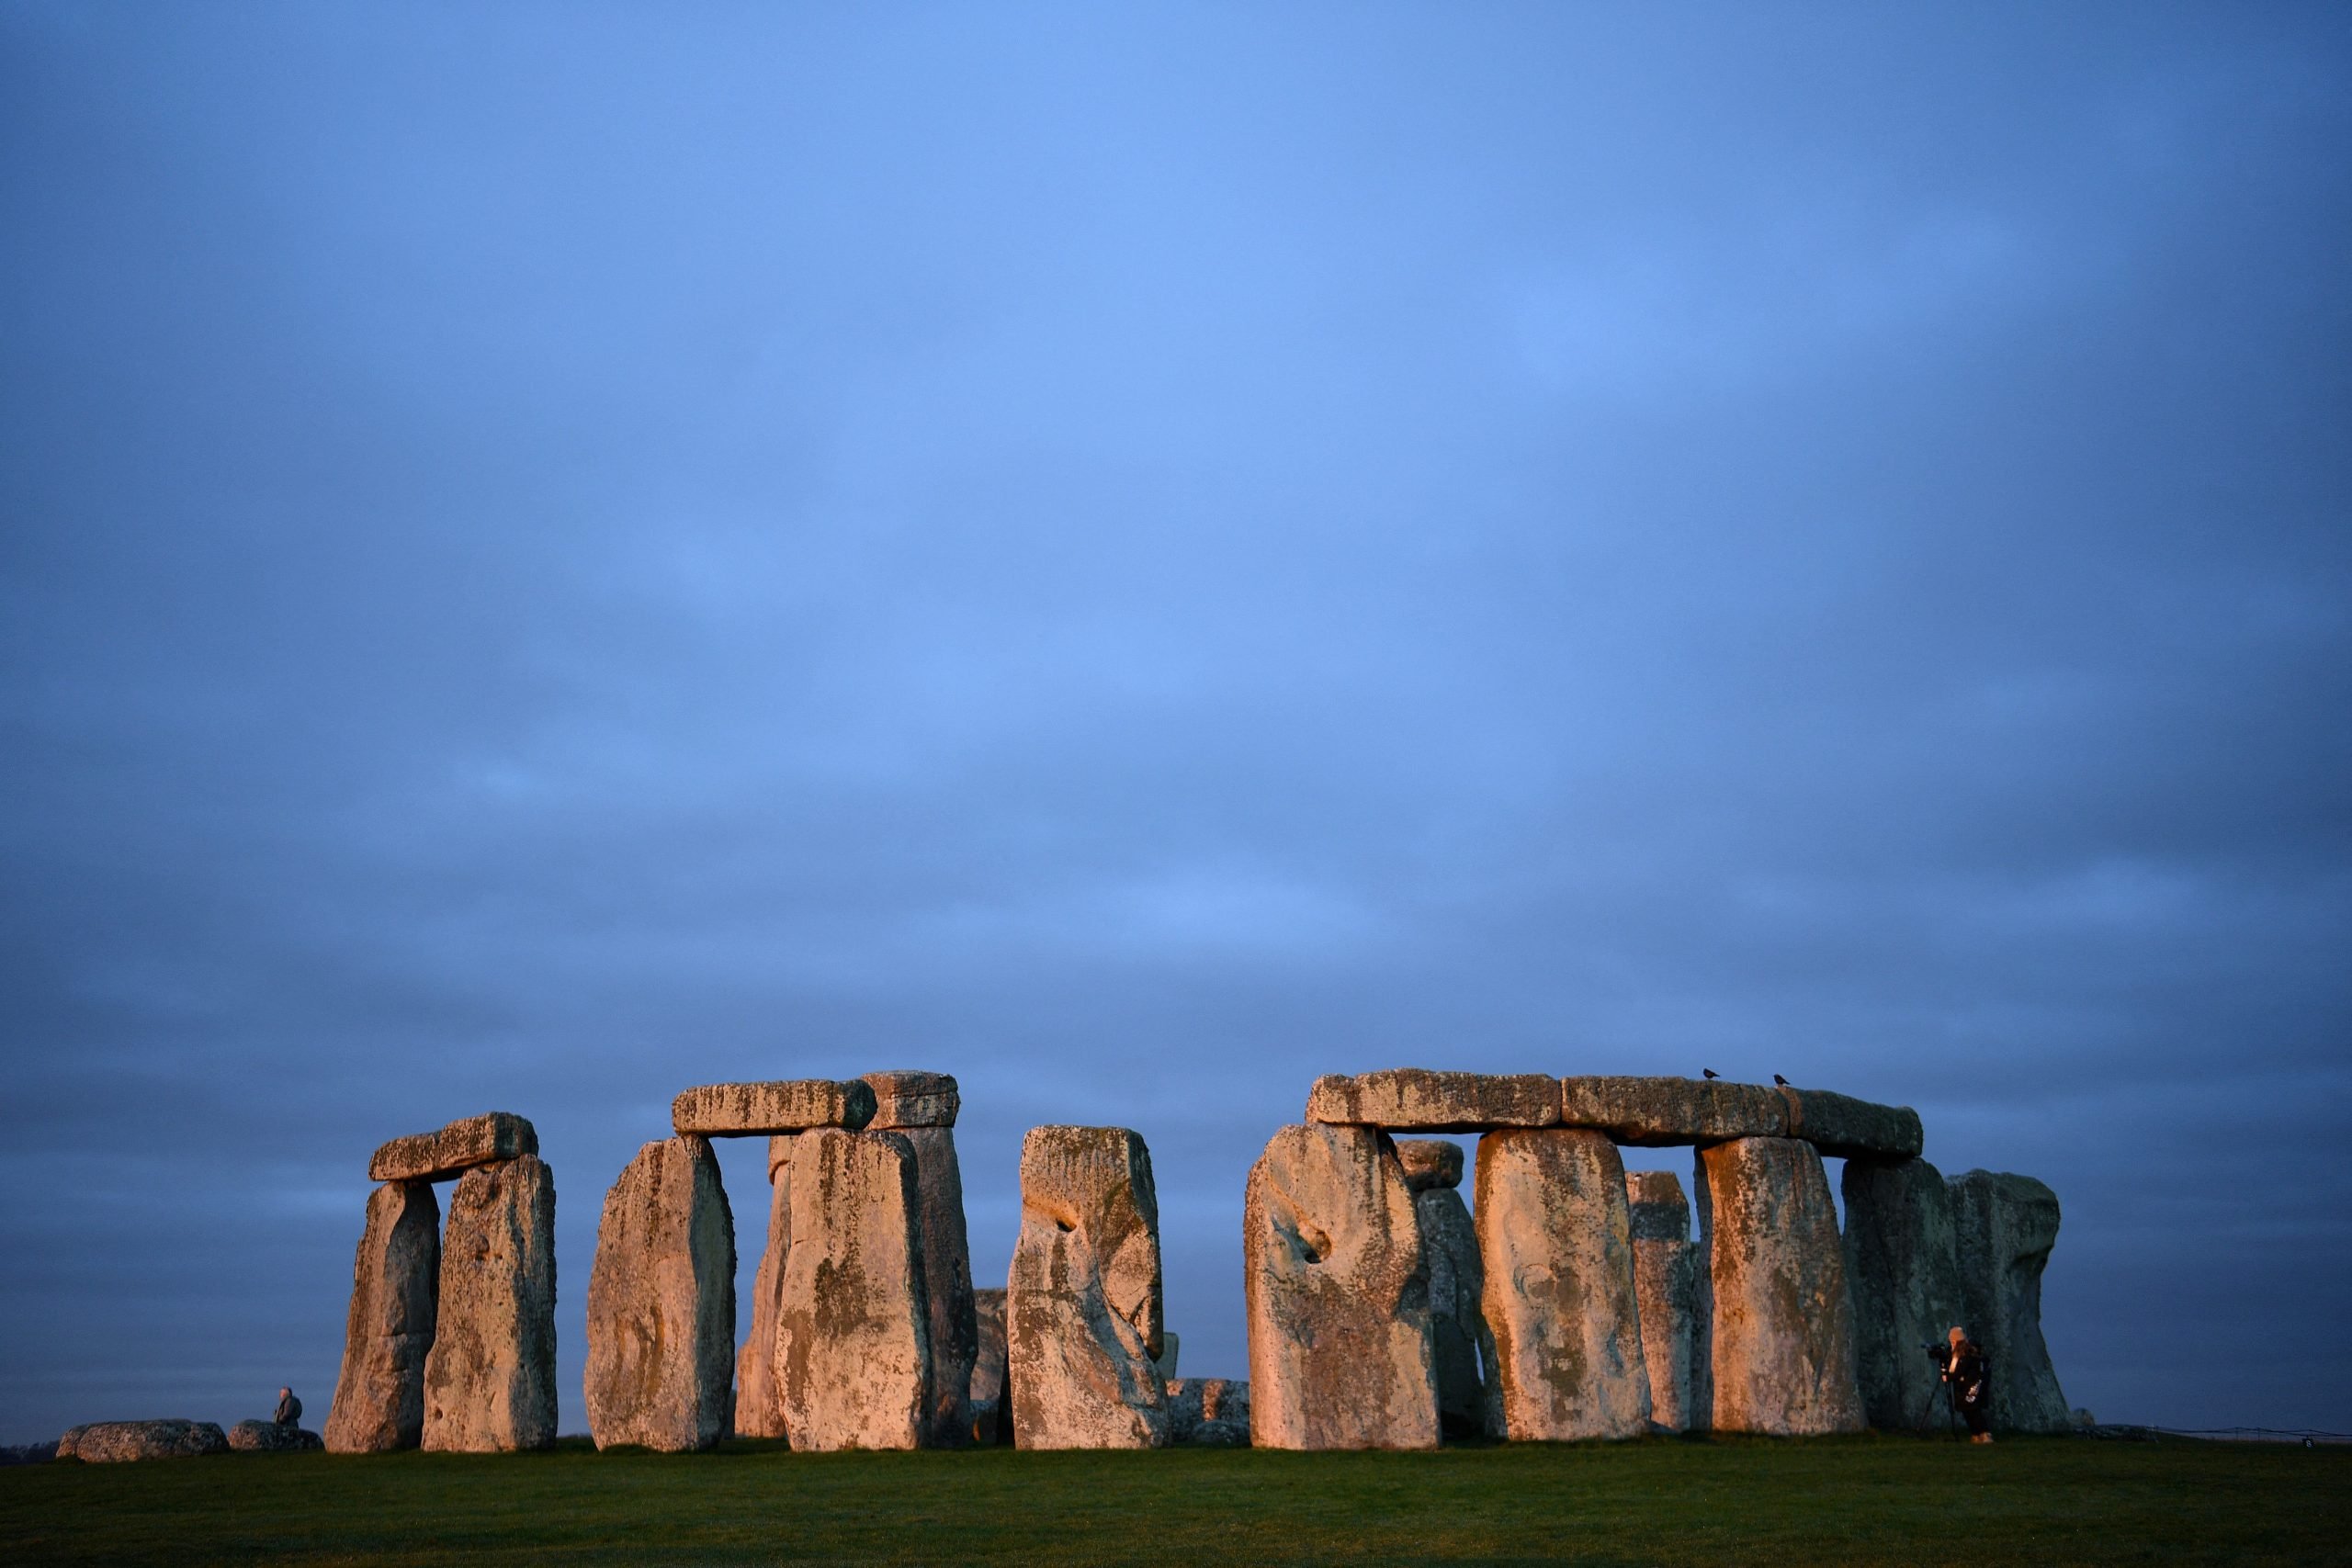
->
[772,1129,932,1450]
[1308,1069,1560,1133]
[1008,1125,1170,1450]
[1476,1129,1652,1440]
[1416,1177,1492,1436]
[1244,1122,1438,1450]
[56,1420,227,1462]
[226,1421,322,1452]
[859,1070,961,1129]
[422,1155,559,1452]
[1842,1156,1965,1432]
[1624,1170,1702,1431]
[323,1179,440,1453]
[1396,1138,1465,1192]
[1559,1077,1787,1147]
[368,1111,537,1184]
[585,1136,736,1451]
[1949,1169,2070,1433]
[672,1079,876,1137]
[1166,1378,1251,1447]
[894,1124,978,1446]
[1778,1087,1925,1160]
[732,1134,796,1439]
[968,1287,1007,1445]
[1694,1136,1864,1435]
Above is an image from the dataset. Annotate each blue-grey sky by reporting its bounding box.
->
[3,3,2346,1443]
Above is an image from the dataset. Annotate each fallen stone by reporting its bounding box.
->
[1624,1170,1702,1432]
[1842,1156,1966,1432]
[1244,1122,1438,1450]
[1778,1086,1925,1160]
[1308,1069,1560,1132]
[368,1111,537,1184]
[672,1079,876,1137]
[892,1122,979,1447]
[585,1135,737,1451]
[323,1179,441,1453]
[968,1287,1007,1445]
[859,1069,961,1129]
[1476,1130,1652,1440]
[1396,1138,1465,1192]
[1694,1136,1865,1435]
[1949,1169,2070,1433]
[56,1420,227,1462]
[1166,1378,1251,1447]
[1559,1077,1787,1146]
[1007,1125,1170,1450]
[731,1134,796,1440]
[422,1155,560,1452]
[226,1421,323,1452]
[772,1129,932,1450]
[1414,1156,1493,1437]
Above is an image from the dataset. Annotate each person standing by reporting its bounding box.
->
[274,1387,302,1429]
[1929,1326,1992,1443]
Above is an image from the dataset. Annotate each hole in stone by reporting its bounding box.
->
[1056,1219,1074,1234]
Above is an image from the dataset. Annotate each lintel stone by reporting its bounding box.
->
[671,1079,876,1137]
[369,1112,538,1183]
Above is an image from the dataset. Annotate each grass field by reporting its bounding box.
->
[2,1434,2345,1566]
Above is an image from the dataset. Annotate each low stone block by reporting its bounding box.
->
[584,1136,736,1451]
[672,1079,876,1137]
[1559,1077,1787,1146]
[226,1421,322,1452]
[56,1420,228,1462]
[1166,1378,1251,1447]
[1396,1138,1465,1192]
[1779,1087,1925,1160]
[368,1112,537,1183]
[422,1155,559,1452]
[1950,1169,2070,1433]
[1308,1069,1560,1132]
[1843,1156,1966,1432]
[859,1070,961,1129]
[323,1179,440,1453]
[1695,1136,1865,1435]
[1624,1170,1702,1431]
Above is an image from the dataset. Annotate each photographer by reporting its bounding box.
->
[1927,1326,1993,1443]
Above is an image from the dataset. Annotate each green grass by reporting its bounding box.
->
[2,1434,2345,1566]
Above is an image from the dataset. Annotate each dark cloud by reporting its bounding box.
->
[3,4,2346,1440]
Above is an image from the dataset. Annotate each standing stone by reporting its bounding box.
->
[1949,1169,2069,1432]
[968,1287,1008,1445]
[772,1129,932,1450]
[1152,1330,1181,1380]
[1842,1156,1965,1432]
[732,1134,796,1439]
[861,1071,978,1449]
[1007,1125,1170,1450]
[1399,1138,1491,1437]
[1693,1136,1864,1435]
[422,1155,559,1452]
[584,1135,736,1451]
[1625,1170,1702,1432]
[1244,1122,1438,1450]
[1476,1130,1652,1440]
[324,1179,440,1453]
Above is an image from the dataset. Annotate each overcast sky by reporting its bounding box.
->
[3,3,2346,1444]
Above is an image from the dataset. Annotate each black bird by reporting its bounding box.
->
[1702,1068,1720,1080]
[1773,1073,1790,1087]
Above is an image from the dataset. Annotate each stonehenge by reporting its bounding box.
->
[323,1179,440,1453]
[1007,1125,1170,1450]
[1399,1139,1490,1437]
[584,1135,736,1450]
[1625,1170,1702,1432]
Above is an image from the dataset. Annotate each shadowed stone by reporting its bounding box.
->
[1008,1125,1170,1450]
[886,1122,978,1447]
[1396,1138,1464,1192]
[1950,1169,2070,1433]
[672,1079,875,1137]
[368,1111,537,1184]
[732,1134,796,1440]
[1308,1069,1560,1133]
[1625,1170,1702,1432]
[1842,1157,1966,1432]
[56,1420,227,1462]
[422,1155,559,1452]
[227,1421,322,1452]
[1476,1129,1652,1440]
[1153,1330,1181,1380]
[585,1135,736,1451]
[860,1069,961,1129]
[1559,1077,1787,1146]
[772,1129,932,1450]
[323,1179,440,1453]
[1694,1137,1864,1435]
[1777,1086,1925,1160]
[968,1287,1007,1445]
[1166,1378,1251,1447]
[1408,1139,1491,1436]
[1244,1122,1438,1450]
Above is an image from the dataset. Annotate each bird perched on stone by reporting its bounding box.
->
[1702,1068,1720,1079]
[1772,1074,1790,1087]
